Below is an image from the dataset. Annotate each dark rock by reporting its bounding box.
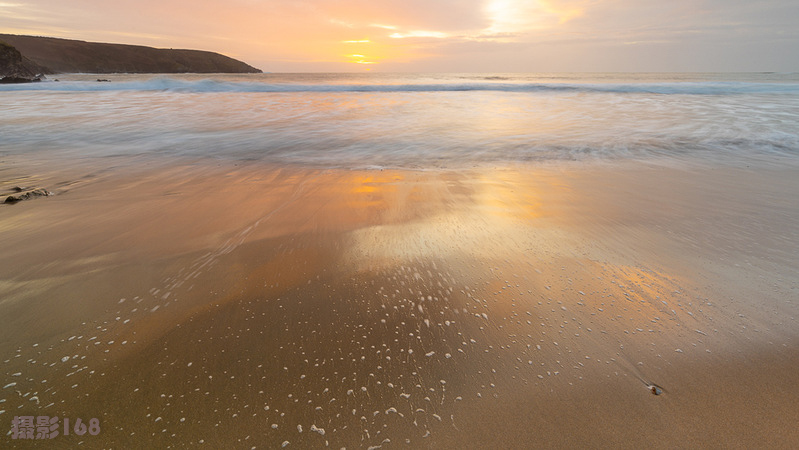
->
[0,75,42,84]
[4,188,52,204]
[0,39,51,80]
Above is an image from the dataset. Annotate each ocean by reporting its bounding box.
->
[3,72,799,168]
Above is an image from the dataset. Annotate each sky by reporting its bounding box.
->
[2,0,798,72]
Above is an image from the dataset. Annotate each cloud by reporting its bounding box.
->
[311,0,489,32]
[4,0,799,71]
[389,31,450,39]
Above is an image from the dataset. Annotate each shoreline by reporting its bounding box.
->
[2,155,798,447]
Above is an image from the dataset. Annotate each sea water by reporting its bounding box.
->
[2,72,799,168]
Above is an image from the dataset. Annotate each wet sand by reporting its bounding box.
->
[2,157,799,448]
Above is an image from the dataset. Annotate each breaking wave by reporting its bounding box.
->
[4,77,799,95]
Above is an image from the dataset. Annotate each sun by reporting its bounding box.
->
[484,0,584,35]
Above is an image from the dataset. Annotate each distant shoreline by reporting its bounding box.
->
[0,34,262,76]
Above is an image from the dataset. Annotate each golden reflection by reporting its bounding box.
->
[342,169,563,268]
[351,176,380,193]
[473,170,549,220]
[346,173,404,193]
[599,263,692,324]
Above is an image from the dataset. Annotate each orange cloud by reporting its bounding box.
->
[5,0,797,72]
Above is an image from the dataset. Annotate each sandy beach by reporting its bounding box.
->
[2,155,798,448]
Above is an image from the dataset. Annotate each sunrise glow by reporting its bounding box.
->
[2,0,797,72]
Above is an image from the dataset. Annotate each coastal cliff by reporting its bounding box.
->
[0,39,51,81]
[0,34,261,75]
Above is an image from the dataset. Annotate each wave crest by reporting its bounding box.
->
[4,77,799,95]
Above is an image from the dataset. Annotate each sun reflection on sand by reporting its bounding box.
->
[341,169,578,272]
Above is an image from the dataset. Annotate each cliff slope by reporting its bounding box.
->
[0,34,261,74]
[0,39,51,79]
